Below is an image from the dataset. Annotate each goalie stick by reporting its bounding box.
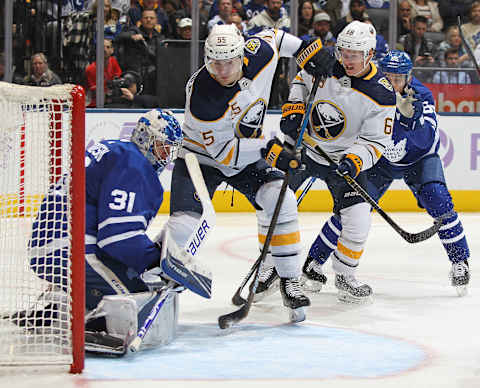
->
[457,15,480,77]
[219,77,323,327]
[302,133,441,243]
[161,153,215,298]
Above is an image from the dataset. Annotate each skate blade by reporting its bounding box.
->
[288,307,307,323]
[300,275,323,293]
[455,285,468,297]
[252,281,280,303]
[337,290,373,305]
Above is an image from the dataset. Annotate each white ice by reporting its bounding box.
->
[1,212,479,388]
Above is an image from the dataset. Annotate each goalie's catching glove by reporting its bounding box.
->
[337,154,362,178]
[262,138,301,172]
[294,39,336,79]
[280,101,305,139]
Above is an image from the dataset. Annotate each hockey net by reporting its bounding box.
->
[0,82,85,373]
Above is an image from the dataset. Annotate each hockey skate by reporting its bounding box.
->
[335,273,373,304]
[450,260,470,297]
[251,265,280,302]
[280,278,310,323]
[301,256,328,292]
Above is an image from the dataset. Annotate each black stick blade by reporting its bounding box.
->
[401,219,442,243]
[218,304,249,329]
[231,288,247,306]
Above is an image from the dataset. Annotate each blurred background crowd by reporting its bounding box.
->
[0,0,479,109]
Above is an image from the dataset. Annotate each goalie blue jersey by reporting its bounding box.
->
[383,76,439,167]
[30,140,164,287]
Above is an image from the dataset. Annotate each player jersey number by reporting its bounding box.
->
[202,130,215,146]
[109,189,136,212]
[384,117,393,135]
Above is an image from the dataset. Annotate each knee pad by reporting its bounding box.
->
[419,182,453,219]
[255,180,298,224]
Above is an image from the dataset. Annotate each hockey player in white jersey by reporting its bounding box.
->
[303,50,471,297]
[276,21,396,303]
[26,109,187,354]
[167,24,335,321]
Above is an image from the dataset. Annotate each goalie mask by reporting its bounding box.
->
[335,21,376,77]
[379,50,413,93]
[204,24,244,87]
[131,109,183,172]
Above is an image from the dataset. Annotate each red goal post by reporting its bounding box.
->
[0,82,85,373]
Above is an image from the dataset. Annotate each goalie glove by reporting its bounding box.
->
[294,38,335,79]
[396,86,423,130]
[261,137,301,172]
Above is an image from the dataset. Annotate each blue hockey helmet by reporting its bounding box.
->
[379,50,413,75]
[131,109,183,172]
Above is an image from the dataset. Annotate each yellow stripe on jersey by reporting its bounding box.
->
[337,241,363,259]
[258,231,300,246]
[220,145,235,165]
[243,56,249,67]
[368,144,382,159]
[185,138,207,150]
[362,62,378,80]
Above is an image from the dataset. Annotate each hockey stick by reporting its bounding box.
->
[296,177,316,206]
[128,281,184,352]
[161,153,215,298]
[458,15,480,77]
[302,133,441,243]
[219,77,322,327]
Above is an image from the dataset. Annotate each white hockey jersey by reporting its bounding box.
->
[290,62,396,171]
[182,29,303,177]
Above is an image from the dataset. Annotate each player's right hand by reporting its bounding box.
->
[262,138,301,172]
[280,102,305,139]
[295,39,335,79]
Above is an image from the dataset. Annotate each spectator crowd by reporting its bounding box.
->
[1,0,479,108]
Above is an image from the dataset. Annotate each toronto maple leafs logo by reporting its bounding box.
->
[235,99,266,138]
[310,101,346,140]
[383,138,407,162]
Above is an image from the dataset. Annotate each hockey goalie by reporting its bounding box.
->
[23,109,214,356]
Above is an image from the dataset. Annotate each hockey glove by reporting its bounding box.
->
[337,154,362,178]
[262,138,301,172]
[280,101,305,139]
[295,39,336,79]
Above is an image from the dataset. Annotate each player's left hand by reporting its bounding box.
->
[262,138,301,172]
[295,39,335,79]
[336,154,362,178]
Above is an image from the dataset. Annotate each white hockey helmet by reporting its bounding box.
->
[204,24,245,86]
[131,109,183,172]
[335,20,376,64]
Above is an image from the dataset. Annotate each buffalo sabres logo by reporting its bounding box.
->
[235,99,266,138]
[310,100,346,140]
[245,38,261,55]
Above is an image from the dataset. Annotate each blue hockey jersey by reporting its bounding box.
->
[30,140,164,287]
[383,77,439,166]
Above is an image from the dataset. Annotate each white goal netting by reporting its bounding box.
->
[0,83,84,372]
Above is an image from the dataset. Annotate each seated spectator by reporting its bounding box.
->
[231,13,248,36]
[460,1,480,50]
[209,0,246,20]
[432,48,472,83]
[438,0,475,33]
[115,9,163,95]
[435,25,471,67]
[300,12,336,47]
[128,0,170,37]
[398,0,413,39]
[104,70,160,108]
[244,0,267,20]
[407,0,443,32]
[208,0,233,31]
[298,0,315,37]
[246,0,291,33]
[177,17,192,39]
[398,15,436,66]
[365,0,389,9]
[85,38,122,107]
[171,0,209,39]
[332,0,369,37]
[23,53,62,87]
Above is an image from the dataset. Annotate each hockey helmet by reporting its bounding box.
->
[131,109,183,172]
[335,20,376,72]
[379,50,413,92]
[204,24,245,86]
